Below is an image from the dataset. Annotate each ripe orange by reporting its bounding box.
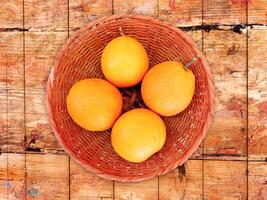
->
[101,36,149,88]
[111,108,166,163]
[67,78,123,131]
[141,61,195,116]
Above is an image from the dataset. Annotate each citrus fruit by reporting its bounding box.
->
[111,108,166,163]
[141,61,195,116]
[101,35,149,88]
[67,78,123,131]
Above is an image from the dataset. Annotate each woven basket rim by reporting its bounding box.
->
[46,14,214,182]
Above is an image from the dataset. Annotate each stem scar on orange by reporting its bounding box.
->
[101,32,149,88]
[141,61,195,116]
[111,108,166,163]
[67,78,123,131]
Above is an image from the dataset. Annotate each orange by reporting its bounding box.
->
[111,108,166,163]
[67,78,123,131]
[101,36,149,88]
[141,61,195,116]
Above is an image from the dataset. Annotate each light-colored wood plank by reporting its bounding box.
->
[25,32,67,153]
[248,28,267,161]
[203,0,246,25]
[0,153,8,200]
[159,160,203,200]
[204,160,247,199]
[248,0,267,24]
[24,0,68,31]
[115,177,158,200]
[0,32,25,153]
[70,159,113,200]
[26,154,69,200]
[69,0,112,30]
[248,162,267,200]
[0,153,25,200]
[203,30,247,160]
[159,0,202,27]
[0,0,23,28]
[114,0,158,16]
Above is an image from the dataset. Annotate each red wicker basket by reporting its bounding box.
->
[46,14,214,182]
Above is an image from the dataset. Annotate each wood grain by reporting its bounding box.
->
[203,0,246,25]
[0,153,25,200]
[69,0,112,30]
[115,177,158,200]
[0,0,23,28]
[248,28,267,161]
[159,0,202,26]
[204,160,247,200]
[24,0,68,31]
[159,160,203,200]
[203,29,247,160]
[26,154,69,200]
[25,32,67,153]
[0,32,24,153]
[70,158,113,200]
[248,162,267,200]
[114,0,158,16]
[248,0,267,24]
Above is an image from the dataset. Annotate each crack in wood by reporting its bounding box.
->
[0,27,29,32]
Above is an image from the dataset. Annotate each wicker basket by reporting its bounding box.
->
[46,14,214,182]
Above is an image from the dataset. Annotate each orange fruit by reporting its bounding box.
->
[101,36,149,88]
[67,78,123,131]
[111,108,166,163]
[141,61,195,116]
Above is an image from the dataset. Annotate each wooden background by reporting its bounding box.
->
[0,0,266,199]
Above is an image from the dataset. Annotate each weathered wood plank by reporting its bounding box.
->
[0,0,23,28]
[26,154,69,199]
[114,0,158,16]
[24,0,68,31]
[158,0,202,26]
[248,0,267,24]
[204,160,247,199]
[203,29,247,160]
[70,159,113,200]
[69,0,112,30]
[115,177,158,200]
[159,160,203,200]
[0,32,25,153]
[0,153,25,200]
[203,0,246,25]
[248,162,267,200]
[248,28,267,161]
[25,32,67,153]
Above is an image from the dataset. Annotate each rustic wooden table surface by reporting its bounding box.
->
[0,0,266,199]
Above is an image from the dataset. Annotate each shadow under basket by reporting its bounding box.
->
[46,14,214,182]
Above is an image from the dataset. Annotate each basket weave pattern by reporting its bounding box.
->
[47,14,214,182]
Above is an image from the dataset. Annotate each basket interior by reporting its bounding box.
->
[49,16,211,181]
